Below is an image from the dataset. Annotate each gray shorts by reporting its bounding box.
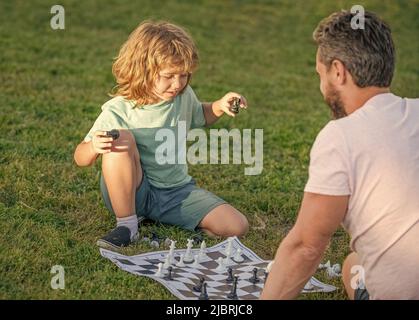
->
[100,172,226,231]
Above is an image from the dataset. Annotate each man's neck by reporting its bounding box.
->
[343,87,391,115]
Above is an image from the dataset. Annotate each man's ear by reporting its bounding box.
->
[330,59,347,86]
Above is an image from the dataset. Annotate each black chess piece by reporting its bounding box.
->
[198,282,209,300]
[227,276,238,300]
[249,267,260,284]
[192,234,203,245]
[226,267,234,283]
[166,266,174,280]
[193,277,205,292]
[105,129,120,140]
[231,97,240,114]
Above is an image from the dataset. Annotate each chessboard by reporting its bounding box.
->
[100,236,336,300]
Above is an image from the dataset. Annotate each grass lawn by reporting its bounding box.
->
[1,0,418,300]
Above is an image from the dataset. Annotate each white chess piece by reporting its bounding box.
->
[198,241,207,259]
[215,257,226,272]
[223,250,234,266]
[233,247,244,263]
[163,254,171,269]
[266,260,274,273]
[169,240,176,251]
[168,248,177,265]
[326,263,341,278]
[176,254,186,267]
[224,237,234,256]
[191,254,200,268]
[183,239,194,263]
[154,263,164,277]
[332,263,341,274]
[319,260,331,270]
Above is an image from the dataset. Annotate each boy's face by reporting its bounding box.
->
[153,67,189,101]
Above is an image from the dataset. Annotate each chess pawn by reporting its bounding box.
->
[233,248,244,263]
[215,257,226,272]
[198,241,207,259]
[176,254,186,267]
[199,282,209,300]
[154,263,164,277]
[223,250,234,266]
[191,254,200,268]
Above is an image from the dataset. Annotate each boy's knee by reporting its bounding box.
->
[106,130,139,156]
[231,215,249,237]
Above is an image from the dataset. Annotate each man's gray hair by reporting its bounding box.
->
[313,10,395,88]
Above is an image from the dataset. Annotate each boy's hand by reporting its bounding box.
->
[91,130,115,154]
[214,92,248,117]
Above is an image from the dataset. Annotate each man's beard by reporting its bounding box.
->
[324,85,347,119]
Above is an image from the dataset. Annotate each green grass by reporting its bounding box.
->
[1,0,418,300]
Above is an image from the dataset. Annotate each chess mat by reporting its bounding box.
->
[100,237,336,300]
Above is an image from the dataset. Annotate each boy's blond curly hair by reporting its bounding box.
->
[110,21,199,105]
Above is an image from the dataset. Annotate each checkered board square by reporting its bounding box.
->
[100,236,336,300]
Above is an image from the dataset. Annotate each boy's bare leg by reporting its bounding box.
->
[101,130,142,218]
[199,204,249,238]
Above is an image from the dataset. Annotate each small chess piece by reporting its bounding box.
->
[227,276,238,300]
[230,97,241,114]
[176,254,186,267]
[226,267,234,283]
[154,263,164,277]
[249,267,260,284]
[166,266,174,280]
[199,282,209,300]
[193,277,205,292]
[191,254,200,268]
[215,257,226,272]
[232,248,244,263]
[183,238,194,263]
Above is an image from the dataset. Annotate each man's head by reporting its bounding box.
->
[313,10,395,119]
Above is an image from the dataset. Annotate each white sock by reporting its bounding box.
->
[116,215,138,241]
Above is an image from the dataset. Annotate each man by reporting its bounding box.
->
[261,10,419,300]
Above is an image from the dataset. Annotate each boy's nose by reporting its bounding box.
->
[172,79,181,90]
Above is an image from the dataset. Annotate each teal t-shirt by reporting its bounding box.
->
[84,85,206,188]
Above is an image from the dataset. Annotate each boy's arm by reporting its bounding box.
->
[74,130,114,167]
[202,101,225,126]
[202,92,247,126]
[74,141,99,167]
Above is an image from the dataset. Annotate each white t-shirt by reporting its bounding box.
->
[304,93,419,299]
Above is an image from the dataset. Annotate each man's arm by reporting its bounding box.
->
[260,192,349,299]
